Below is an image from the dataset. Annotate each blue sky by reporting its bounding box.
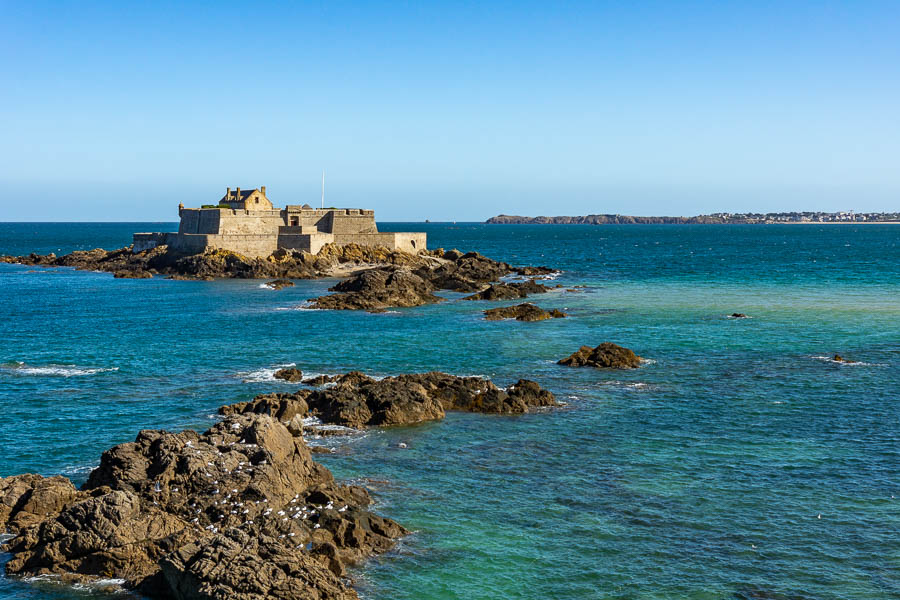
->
[1,1,899,221]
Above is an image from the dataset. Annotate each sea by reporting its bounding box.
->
[0,222,898,600]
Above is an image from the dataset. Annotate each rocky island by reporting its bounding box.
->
[1,188,557,311]
[222,371,557,429]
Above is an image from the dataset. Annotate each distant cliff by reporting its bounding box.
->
[486,211,900,224]
[486,214,735,225]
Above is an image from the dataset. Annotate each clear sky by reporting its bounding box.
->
[2,1,899,221]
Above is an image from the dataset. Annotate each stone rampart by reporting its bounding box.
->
[332,232,426,253]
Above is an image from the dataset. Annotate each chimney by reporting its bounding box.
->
[261,185,266,196]
[226,187,231,200]
[236,187,241,201]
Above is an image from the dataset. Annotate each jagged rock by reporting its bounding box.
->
[0,474,83,535]
[303,374,341,386]
[220,393,309,422]
[161,528,356,600]
[222,371,557,428]
[558,343,642,369]
[309,267,443,311]
[114,269,154,279]
[515,266,556,276]
[265,279,295,290]
[462,279,551,301]
[0,413,406,598]
[730,313,749,318]
[483,303,566,322]
[3,244,556,312]
[274,367,304,382]
[832,354,857,364]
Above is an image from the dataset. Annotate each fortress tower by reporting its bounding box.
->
[133,186,426,257]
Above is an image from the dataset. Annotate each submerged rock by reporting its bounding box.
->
[483,303,567,322]
[832,354,858,364]
[222,371,557,429]
[266,279,295,290]
[558,343,642,369]
[462,279,551,301]
[274,367,304,382]
[730,313,749,318]
[0,412,406,599]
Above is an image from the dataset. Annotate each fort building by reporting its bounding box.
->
[133,186,426,258]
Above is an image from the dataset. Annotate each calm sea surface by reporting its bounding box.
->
[0,222,898,599]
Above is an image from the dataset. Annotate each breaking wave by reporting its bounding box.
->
[1,361,118,377]
[238,363,299,383]
[811,355,883,367]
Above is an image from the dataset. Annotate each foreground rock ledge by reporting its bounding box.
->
[222,371,558,429]
[0,413,406,599]
[558,343,642,369]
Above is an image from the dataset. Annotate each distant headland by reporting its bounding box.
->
[486,211,900,225]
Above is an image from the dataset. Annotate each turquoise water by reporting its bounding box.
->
[0,223,898,599]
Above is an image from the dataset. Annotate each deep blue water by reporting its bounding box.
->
[0,222,898,599]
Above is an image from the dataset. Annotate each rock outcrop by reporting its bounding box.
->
[558,343,642,369]
[307,251,555,311]
[266,279,295,290]
[0,243,441,282]
[222,371,557,429]
[462,279,551,301]
[309,267,443,311]
[0,413,406,599]
[730,313,749,318]
[2,246,556,312]
[274,368,304,382]
[483,303,566,322]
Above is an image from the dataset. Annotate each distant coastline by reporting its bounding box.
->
[486,212,900,225]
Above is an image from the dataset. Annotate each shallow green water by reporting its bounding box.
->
[0,223,897,599]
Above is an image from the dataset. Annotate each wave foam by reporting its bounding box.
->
[599,380,654,391]
[239,363,298,383]
[275,301,316,311]
[811,355,882,367]
[1,361,118,377]
[61,463,97,476]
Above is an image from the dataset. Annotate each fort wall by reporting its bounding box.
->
[135,192,423,258]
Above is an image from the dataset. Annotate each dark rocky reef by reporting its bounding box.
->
[266,279,296,290]
[308,250,555,311]
[0,243,442,282]
[832,354,858,364]
[730,313,749,318]
[308,267,442,311]
[0,413,406,599]
[2,245,556,312]
[274,367,304,382]
[462,279,552,301]
[558,343,642,369]
[484,303,567,322]
[222,371,557,429]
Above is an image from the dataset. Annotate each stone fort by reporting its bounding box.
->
[134,186,426,258]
